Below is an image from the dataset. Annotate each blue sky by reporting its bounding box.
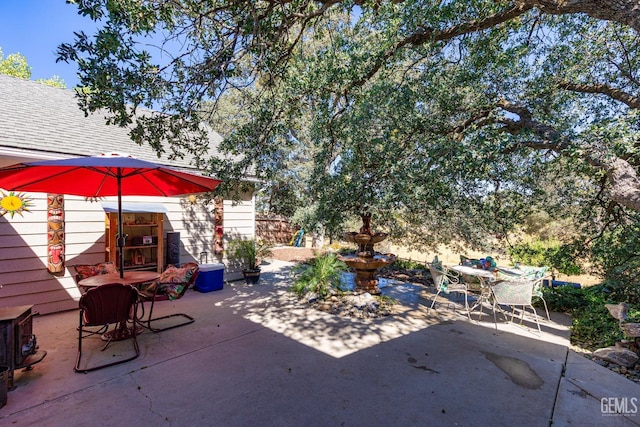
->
[0,1,96,88]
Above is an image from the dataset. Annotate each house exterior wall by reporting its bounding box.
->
[0,191,255,315]
[0,74,258,314]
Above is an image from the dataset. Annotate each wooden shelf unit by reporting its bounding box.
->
[105,212,164,273]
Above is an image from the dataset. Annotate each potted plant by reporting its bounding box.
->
[228,238,273,283]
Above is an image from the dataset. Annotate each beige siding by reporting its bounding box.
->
[221,194,256,281]
[156,192,254,281]
[0,191,255,314]
[0,195,86,314]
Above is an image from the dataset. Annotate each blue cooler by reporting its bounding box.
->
[195,263,224,292]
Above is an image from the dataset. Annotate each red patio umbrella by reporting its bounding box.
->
[0,153,222,277]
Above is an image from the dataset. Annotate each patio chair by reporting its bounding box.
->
[69,262,119,293]
[497,265,551,321]
[75,283,140,373]
[428,263,471,320]
[491,278,541,335]
[137,262,199,332]
[521,266,551,322]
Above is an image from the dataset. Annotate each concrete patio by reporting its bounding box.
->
[0,259,638,426]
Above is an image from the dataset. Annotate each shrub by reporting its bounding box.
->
[541,285,590,313]
[290,253,349,299]
[392,258,427,270]
[571,304,624,349]
[542,283,640,350]
[507,239,582,275]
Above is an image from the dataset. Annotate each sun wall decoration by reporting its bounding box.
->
[0,190,33,218]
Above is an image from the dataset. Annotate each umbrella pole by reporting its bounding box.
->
[116,171,125,279]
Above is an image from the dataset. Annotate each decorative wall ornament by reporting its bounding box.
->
[47,194,65,274]
[214,196,224,255]
[0,190,33,218]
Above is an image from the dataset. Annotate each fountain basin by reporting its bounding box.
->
[339,209,396,294]
[344,232,389,246]
[337,253,397,271]
[337,252,397,294]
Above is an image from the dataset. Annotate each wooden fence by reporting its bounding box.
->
[255,215,297,244]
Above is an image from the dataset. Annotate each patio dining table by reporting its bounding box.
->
[78,271,159,290]
[450,264,496,282]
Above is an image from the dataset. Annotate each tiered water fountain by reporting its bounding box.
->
[337,210,397,294]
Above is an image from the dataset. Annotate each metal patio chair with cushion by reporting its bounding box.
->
[519,266,551,322]
[75,283,140,373]
[491,278,542,335]
[137,262,199,332]
[428,263,471,321]
[497,265,551,321]
[70,262,119,293]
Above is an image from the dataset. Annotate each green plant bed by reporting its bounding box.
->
[378,259,431,287]
[384,258,427,271]
[290,253,348,298]
[542,283,640,351]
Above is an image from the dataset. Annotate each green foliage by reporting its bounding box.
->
[36,75,67,88]
[0,49,31,79]
[227,238,272,270]
[290,253,349,299]
[290,204,321,235]
[589,218,640,289]
[0,47,66,88]
[542,284,639,350]
[602,280,640,306]
[571,303,625,350]
[507,239,582,276]
[541,285,589,313]
[58,2,640,295]
[256,180,302,217]
[390,258,427,271]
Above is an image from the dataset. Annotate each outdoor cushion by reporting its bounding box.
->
[74,262,118,281]
[519,265,548,279]
[145,263,197,300]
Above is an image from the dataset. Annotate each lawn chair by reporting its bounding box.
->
[491,278,541,335]
[137,262,199,332]
[75,283,140,373]
[428,263,471,320]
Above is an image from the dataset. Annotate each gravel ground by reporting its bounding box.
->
[270,246,320,263]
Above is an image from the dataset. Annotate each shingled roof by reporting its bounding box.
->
[0,73,222,170]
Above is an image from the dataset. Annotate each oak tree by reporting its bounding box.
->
[57,1,640,279]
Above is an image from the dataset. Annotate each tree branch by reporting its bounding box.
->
[558,81,640,109]
[607,158,640,210]
[496,99,569,148]
[349,3,533,90]
[520,0,640,32]
[447,97,640,211]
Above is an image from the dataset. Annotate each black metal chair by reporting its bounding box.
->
[74,283,140,373]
